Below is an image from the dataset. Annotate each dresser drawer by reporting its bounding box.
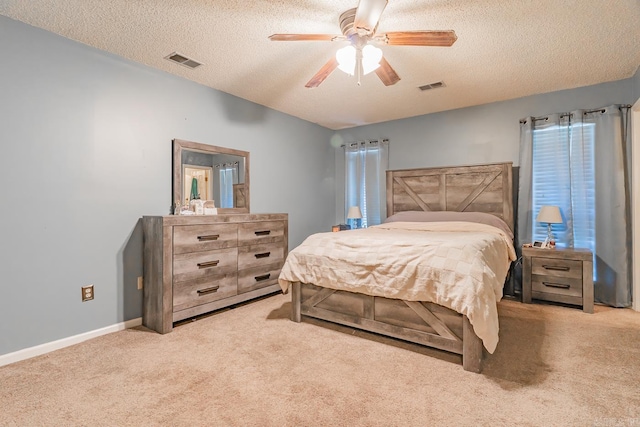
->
[238,264,282,294]
[173,273,238,312]
[173,247,238,283]
[173,224,238,254]
[237,242,286,270]
[531,257,582,280]
[238,221,285,246]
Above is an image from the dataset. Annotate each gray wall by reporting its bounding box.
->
[0,16,335,356]
[332,77,639,223]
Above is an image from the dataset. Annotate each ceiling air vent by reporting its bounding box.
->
[418,81,445,91]
[164,52,203,69]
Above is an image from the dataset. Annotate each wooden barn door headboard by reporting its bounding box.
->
[386,162,514,231]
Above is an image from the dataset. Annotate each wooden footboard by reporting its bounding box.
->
[291,282,484,373]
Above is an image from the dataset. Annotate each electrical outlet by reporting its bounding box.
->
[82,285,94,302]
[137,276,143,290]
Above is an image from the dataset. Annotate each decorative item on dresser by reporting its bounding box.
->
[521,246,593,313]
[143,214,288,333]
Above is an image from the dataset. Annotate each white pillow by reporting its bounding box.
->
[384,210,513,239]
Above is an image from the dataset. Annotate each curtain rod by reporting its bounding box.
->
[519,104,631,124]
[340,138,389,148]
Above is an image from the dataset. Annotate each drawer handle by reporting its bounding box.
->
[197,234,219,241]
[542,265,570,271]
[254,252,271,259]
[197,286,220,296]
[254,230,271,236]
[197,260,220,269]
[543,282,571,289]
[255,273,271,282]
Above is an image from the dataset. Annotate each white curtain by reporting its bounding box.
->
[217,163,238,208]
[344,139,389,227]
[518,105,631,307]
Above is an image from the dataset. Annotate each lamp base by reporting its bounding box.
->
[545,223,555,248]
[347,218,361,229]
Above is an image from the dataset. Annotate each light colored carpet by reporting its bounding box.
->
[1,294,639,426]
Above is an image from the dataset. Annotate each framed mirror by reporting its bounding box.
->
[172,139,250,214]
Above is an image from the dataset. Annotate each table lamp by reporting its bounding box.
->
[536,205,563,246]
[347,206,363,229]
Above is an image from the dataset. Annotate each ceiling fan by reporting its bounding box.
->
[269,0,457,88]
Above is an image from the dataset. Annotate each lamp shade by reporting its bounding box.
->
[347,206,363,219]
[536,205,563,224]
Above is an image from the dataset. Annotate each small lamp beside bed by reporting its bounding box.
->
[536,205,563,248]
[347,206,363,229]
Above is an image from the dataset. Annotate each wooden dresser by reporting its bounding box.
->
[521,246,593,313]
[142,214,288,333]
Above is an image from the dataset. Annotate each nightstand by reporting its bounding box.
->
[522,247,593,313]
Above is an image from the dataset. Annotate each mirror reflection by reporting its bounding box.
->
[172,139,250,214]
[181,151,246,208]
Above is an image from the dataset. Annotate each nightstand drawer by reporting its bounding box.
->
[531,275,582,298]
[531,257,582,280]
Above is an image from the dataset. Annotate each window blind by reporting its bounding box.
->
[532,123,596,254]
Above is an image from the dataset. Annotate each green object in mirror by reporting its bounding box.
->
[190,177,199,200]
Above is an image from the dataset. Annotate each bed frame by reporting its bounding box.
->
[291,162,513,372]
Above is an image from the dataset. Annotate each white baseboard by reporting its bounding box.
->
[0,317,142,367]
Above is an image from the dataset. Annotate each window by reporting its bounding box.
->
[218,167,233,208]
[344,139,389,228]
[531,123,596,256]
[216,163,239,208]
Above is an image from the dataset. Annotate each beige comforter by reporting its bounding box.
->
[278,221,517,353]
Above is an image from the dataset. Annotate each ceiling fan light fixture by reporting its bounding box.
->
[271,0,457,88]
[336,44,382,76]
[361,45,382,75]
[336,45,356,75]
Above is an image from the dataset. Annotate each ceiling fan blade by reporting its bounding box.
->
[354,0,388,35]
[375,57,400,86]
[269,34,343,42]
[383,30,458,46]
[305,57,339,88]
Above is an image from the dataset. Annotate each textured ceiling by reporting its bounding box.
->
[2,0,639,130]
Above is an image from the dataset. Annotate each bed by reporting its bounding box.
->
[278,162,515,372]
